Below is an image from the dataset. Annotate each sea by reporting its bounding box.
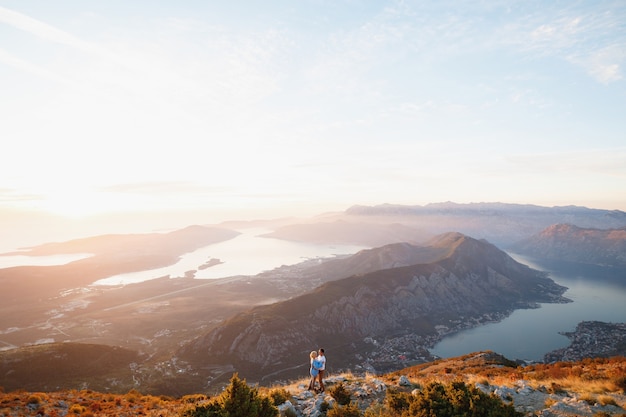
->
[1,229,624,361]
[0,228,367,285]
[431,254,626,361]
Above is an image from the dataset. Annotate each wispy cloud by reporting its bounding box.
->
[499,4,626,84]
[0,6,95,52]
[570,44,625,84]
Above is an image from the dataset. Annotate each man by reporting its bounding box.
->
[316,348,326,392]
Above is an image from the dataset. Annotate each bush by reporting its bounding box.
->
[181,373,278,417]
[329,382,352,405]
[385,388,410,413]
[327,401,363,417]
[26,394,43,405]
[381,380,523,417]
[268,387,291,406]
[181,394,209,403]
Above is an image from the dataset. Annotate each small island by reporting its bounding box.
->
[198,258,223,270]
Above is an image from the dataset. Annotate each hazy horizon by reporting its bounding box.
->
[2,199,625,254]
[1,1,625,229]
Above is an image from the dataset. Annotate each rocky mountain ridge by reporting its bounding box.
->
[1,202,623,398]
[179,233,569,386]
[286,202,626,245]
[510,224,626,267]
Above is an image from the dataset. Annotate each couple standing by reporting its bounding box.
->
[308,348,326,392]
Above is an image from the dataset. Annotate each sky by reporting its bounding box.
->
[1,0,626,224]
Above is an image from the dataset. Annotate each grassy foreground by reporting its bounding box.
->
[1,352,625,416]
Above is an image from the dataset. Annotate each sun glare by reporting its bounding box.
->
[32,191,146,219]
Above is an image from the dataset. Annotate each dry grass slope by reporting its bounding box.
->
[1,352,625,416]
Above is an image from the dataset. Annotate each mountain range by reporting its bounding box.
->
[264,202,626,248]
[178,233,568,388]
[0,230,569,395]
[510,223,626,267]
[0,202,624,396]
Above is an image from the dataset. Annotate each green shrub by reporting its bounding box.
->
[181,373,278,417]
[327,401,363,417]
[181,394,209,403]
[381,380,522,417]
[363,401,386,417]
[329,382,352,405]
[385,388,410,413]
[268,387,291,406]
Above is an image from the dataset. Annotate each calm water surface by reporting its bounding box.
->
[94,228,367,285]
[431,254,626,361]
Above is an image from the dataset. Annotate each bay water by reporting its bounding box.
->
[93,228,366,285]
[430,254,626,361]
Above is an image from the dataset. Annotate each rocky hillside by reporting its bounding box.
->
[510,224,626,267]
[260,239,454,292]
[1,353,624,417]
[179,233,569,385]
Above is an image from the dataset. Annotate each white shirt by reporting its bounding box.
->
[317,354,326,371]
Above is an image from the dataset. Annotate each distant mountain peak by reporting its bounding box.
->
[426,231,468,247]
[511,224,626,267]
[342,202,626,248]
[178,233,568,385]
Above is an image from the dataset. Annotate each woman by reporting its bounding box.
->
[308,350,322,391]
